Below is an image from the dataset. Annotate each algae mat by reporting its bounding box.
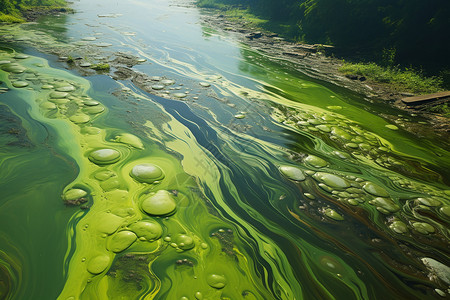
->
[0,0,450,299]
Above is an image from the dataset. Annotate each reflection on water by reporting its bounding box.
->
[0,0,449,299]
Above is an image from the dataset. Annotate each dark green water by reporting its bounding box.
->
[0,0,449,299]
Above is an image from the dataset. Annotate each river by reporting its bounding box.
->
[0,0,449,299]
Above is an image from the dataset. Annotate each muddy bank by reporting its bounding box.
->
[198,10,450,137]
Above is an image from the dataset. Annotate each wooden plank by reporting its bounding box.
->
[402,91,450,104]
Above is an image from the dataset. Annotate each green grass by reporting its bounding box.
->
[0,13,25,23]
[0,12,25,23]
[339,62,443,94]
[91,63,110,71]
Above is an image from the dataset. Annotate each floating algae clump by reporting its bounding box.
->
[114,133,144,149]
[12,81,29,88]
[63,188,87,201]
[88,149,121,165]
[304,155,328,168]
[207,274,227,289]
[128,221,162,241]
[279,165,305,181]
[130,163,164,183]
[369,197,400,214]
[108,230,137,253]
[324,208,344,220]
[49,91,68,99]
[1,63,26,73]
[312,172,350,189]
[141,190,176,216]
[389,220,408,234]
[412,222,435,234]
[69,113,90,124]
[363,182,390,197]
[87,255,110,275]
[173,234,195,250]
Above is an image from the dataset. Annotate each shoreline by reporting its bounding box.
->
[198,9,450,136]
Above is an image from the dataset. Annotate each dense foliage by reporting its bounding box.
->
[0,0,66,21]
[198,0,450,74]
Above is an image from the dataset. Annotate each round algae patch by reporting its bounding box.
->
[313,172,350,189]
[324,208,344,220]
[55,85,75,92]
[279,166,305,181]
[207,274,227,289]
[40,102,57,109]
[130,163,164,183]
[50,91,68,99]
[115,133,144,149]
[129,221,162,241]
[89,149,121,165]
[12,81,29,88]
[63,188,87,201]
[87,255,110,275]
[363,182,390,197]
[389,221,408,234]
[175,234,195,250]
[1,63,26,73]
[305,155,328,168]
[173,92,187,98]
[141,190,176,216]
[108,231,137,253]
[151,84,165,90]
[69,113,91,124]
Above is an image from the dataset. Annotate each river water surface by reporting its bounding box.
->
[0,0,449,299]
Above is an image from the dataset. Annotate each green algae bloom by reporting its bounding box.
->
[279,165,305,181]
[88,149,121,165]
[130,163,165,183]
[141,190,176,216]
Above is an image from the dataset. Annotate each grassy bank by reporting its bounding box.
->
[339,63,443,95]
[198,2,446,96]
[0,0,67,23]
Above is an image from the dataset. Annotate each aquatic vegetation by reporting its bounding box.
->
[0,7,449,299]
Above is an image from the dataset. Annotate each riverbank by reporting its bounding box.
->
[0,0,70,23]
[197,8,450,136]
